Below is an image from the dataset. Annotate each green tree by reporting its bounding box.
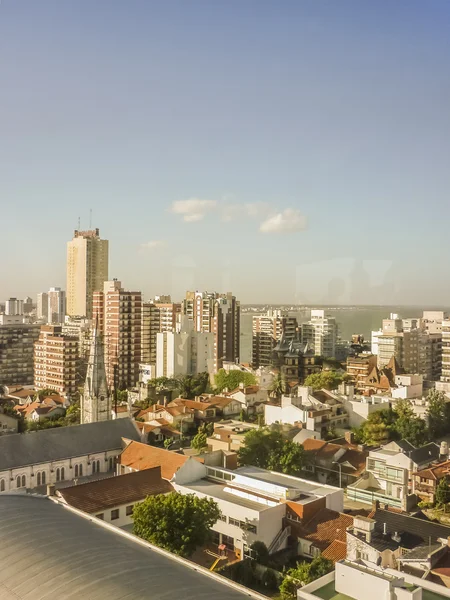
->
[191,431,208,451]
[354,408,397,446]
[436,477,450,507]
[176,372,210,399]
[393,400,429,446]
[269,373,287,399]
[65,401,81,424]
[133,492,220,557]
[426,390,450,439]
[198,422,214,436]
[280,557,333,599]
[304,371,347,391]
[214,369,257,393]
[250,541,270,566]
[238,428,305,476]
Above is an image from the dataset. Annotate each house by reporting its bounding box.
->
[347,440,440,510]
[28,404,66,422]
[171,462,344,560]
[0,418,141,493]
[136,403,195,432]
[168,398,218,421]
[225,385,269,414]
[298,559,450,600]
[135,419,182,445]
[0,408,19,435]
[206,420,260,452]
[413,458,450,504]
[301,438,368,487]
[0,494,267,600]
[56,466,173,527]
[118,440,204,480]
[204,395,243,417]
[347,508,450,573]
[287,505,354,561]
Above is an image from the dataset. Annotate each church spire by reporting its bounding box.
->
[81,318,111,424]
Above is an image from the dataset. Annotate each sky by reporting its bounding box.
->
[1,0,450,305]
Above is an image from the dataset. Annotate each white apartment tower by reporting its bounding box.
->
[301,309,338,358]
[66,229,109,319]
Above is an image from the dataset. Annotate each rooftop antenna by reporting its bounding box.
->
[89,208,92,229]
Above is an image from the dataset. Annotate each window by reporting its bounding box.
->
[74,465,79,477]
[56,468,61,482]
[126,505,134,516]
[16,476,21,488]
[96,513,104,520]
[218,514,227,522]
[111,509,119,520]
[42,471,46,485]
[21,475,26,488]
[109,457,114,471]
[0,479,4,492]
[229,517,240,527]
[60,467,65,480]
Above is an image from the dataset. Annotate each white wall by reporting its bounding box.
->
[264,402,306,426]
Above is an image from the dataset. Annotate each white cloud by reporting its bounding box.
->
[221,202,272,222]
[170,198,217,222]
[140,240,167,251]
[259,209,307,234]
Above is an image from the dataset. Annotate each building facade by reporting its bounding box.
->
[252,309,297,368]
[301,310,338,358]
[141,298,181,365]
[34,325,79,398]
[47,287,66,324]
[182,291,240,371]
[156,323,214,378]
[37,292,49,321]
[0,323,41,386]
[66,228,109,318]
[93,280,142,389]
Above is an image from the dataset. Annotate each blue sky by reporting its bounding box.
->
[1,0,450,305]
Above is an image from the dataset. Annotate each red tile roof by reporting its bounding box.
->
[119,441,203,480]
[322,540,347,563]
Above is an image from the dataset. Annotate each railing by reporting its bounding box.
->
[268,525,291,554]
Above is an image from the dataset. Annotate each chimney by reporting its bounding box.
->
[163,396,168,407]
[345,431,355,445]
[47,484,56,497]
[239,382,245,390]
[372,499,380,511]
[440,441,449,461]
[383,522,387,535]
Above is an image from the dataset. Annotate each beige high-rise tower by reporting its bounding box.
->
[66,229,109,318]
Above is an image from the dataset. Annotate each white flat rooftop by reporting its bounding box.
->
[181,479,274,512]
[235,466,340,497]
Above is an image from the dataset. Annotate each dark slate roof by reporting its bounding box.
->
[410,443,440,465]
[0,495,264,600]
[372,508,450,543]
[396,439,416,454]
[0,418,141,471]
[400,542,443,560]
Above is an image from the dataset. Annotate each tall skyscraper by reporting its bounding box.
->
[252,309,298,368]
[37,292,49,321]
[34,325,79,398]
[93,280,142,390]
[47,287,66,324]
[66,228,109,318]
[182,291,240,371]
[81,323,111,424]
[0,322,40,385]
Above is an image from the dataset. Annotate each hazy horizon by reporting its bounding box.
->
[2,1,450,305]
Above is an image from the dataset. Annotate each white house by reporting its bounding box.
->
[172,462,344,560]
[0,418,141,493]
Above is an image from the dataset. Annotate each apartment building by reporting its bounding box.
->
[155,320,214,378]
[251,309,297,367]
[346,354,377,391]
[36,292,48,320]
[46,287,66,324]
[0,323,41,386]
[141,298,181,365]
[93,280,142,389]
[66,228,109,318]
[182,291,240,371]
[301,309,338,358]
[34,325,79,398]
[4,298,23,316]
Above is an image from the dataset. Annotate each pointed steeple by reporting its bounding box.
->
[81,318,111,424]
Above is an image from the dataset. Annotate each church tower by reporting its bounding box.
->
[81,321,111,424]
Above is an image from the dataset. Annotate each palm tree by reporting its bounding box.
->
[269,373,287,399]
